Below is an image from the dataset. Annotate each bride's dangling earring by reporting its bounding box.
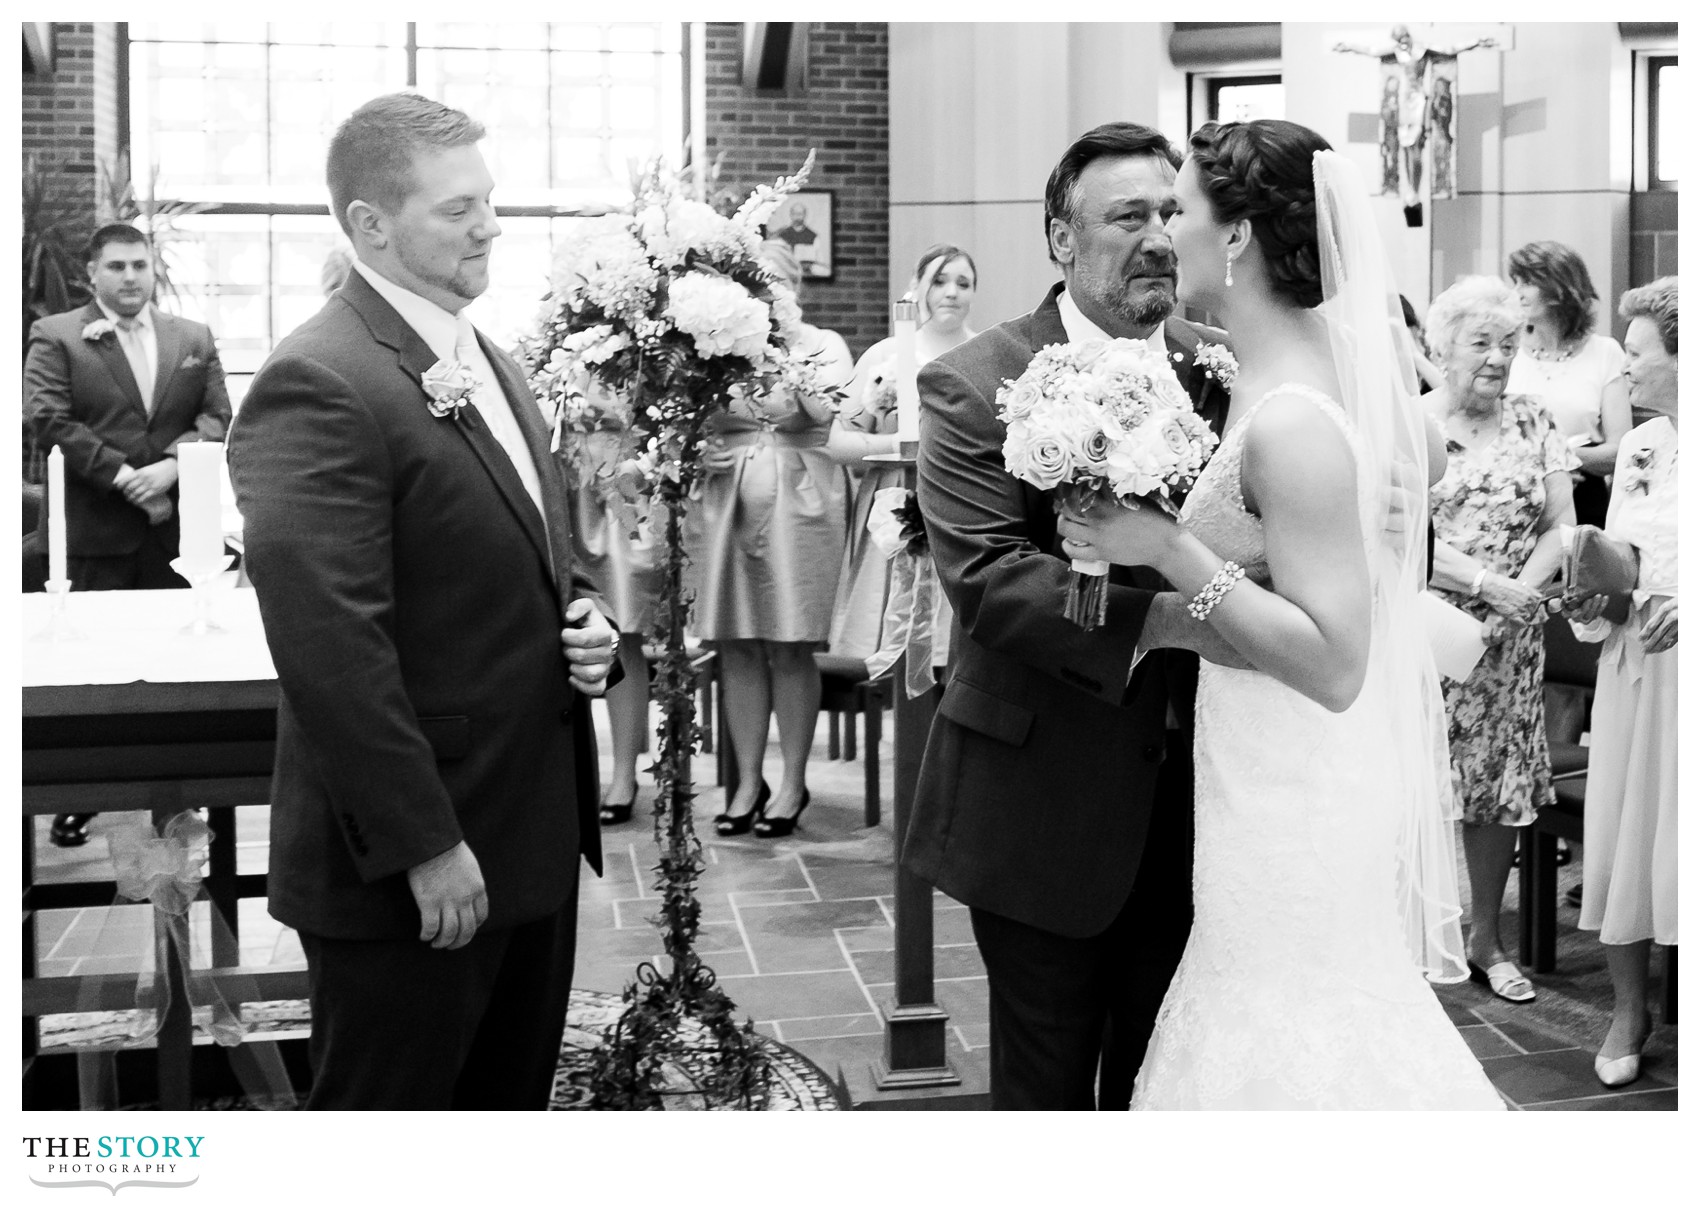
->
[1224,257,1234,289]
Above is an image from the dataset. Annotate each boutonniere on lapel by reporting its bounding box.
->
[1193,343,1238,390]
[1621,445,1656,495]
[421,359,479,420]
[82,318,117,343]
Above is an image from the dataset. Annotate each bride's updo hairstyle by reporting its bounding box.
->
[1187,119,1333,309]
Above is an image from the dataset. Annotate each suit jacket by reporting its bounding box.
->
[228,270,610,941]
[25,302,231,557]
[904,283,1230,938]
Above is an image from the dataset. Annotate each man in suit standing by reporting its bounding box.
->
[26,221,232,847]
[906,122,1240,1110]
[227,92,618,1110]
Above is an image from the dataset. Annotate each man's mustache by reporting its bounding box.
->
[1127,255,1177,279]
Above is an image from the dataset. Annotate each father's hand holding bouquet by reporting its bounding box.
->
[998,339,1217,628]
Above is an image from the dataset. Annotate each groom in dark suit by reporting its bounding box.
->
[228,93,618,1109]
[907,122,1237,1110]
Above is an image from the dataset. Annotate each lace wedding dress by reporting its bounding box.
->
[1128,384,1506,1111]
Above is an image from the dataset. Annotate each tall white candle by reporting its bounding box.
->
[47,445,67,584]
[893,297,921,443]
[176,441,226,566]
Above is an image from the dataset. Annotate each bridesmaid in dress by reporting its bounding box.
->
[827,243,979,666]
[689,242,855,837]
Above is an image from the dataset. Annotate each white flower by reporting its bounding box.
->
[663,272,772,362]
[421,359,479,419]
[553,216,657,320]
[998,336,1215,509]
[82,318,116,342]
[1194,342,1239,389]
[732,148,817,233]
[640,198,752,269]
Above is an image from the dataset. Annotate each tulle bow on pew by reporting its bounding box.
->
[862,486,949,697]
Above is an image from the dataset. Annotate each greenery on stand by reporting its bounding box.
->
[523,153,838,1108]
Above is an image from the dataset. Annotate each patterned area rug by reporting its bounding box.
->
[37,989,846,1111]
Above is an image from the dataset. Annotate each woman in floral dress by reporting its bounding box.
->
[1425,276,1577,1005]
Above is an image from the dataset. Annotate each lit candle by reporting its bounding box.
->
[892,297,921,444]
[176,441,226,567]
[47,445,67,584]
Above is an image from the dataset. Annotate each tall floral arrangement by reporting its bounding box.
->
[520,152,835,1109]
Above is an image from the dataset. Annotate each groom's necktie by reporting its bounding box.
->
[454,313,547,529]
[116,315,155,413]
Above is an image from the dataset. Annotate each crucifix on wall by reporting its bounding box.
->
[1334,24,1504,227]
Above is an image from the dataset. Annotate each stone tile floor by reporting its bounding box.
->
[29,700,1675,1110]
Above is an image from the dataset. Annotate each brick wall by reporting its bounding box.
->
[703,22,890,359]
[22,23,119,210]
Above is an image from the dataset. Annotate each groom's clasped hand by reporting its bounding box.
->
[561,597,617,695]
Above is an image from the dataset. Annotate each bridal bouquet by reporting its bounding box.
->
[997,339,1217,628]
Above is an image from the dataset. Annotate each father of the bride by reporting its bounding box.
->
[229,93,618,1110]
[906,122,1237,1109]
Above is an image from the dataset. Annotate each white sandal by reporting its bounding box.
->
[1469,959,1536,1003]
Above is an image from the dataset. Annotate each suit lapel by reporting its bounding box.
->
[1027,283,1070,355]
[84,303,148,417]
[339,273,557,593]
[481,333,576,608]
[148,311,183,421]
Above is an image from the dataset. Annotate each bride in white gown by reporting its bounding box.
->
[1059,119,1505,1110]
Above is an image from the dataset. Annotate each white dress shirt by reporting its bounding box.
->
[98,298,158,412]
[352,261,549,530]
[1057,287,1172,362]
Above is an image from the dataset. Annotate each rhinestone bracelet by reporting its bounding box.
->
[1187,560,1246,622]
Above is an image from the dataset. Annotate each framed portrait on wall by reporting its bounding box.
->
[766,188,835,280]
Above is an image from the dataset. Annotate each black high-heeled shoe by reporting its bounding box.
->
[599,800,634,826]
[714,779,770,836]
[50,813,96,848]
[753,787,809,838]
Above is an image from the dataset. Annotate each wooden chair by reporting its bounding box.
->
[816,653,890,827]
[1519,614,1598,973]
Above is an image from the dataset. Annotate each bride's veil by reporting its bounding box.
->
[1313,150,1469,984]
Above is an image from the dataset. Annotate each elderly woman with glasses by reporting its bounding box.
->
[1563,277,1678,1088]
[1424,275,1579,1005]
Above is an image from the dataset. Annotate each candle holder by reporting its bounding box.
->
[32,578,87,643]
[169,555,237,636]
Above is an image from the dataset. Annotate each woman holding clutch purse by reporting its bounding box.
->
[1424,275,1578,1005]
[1563,276,1677,1088]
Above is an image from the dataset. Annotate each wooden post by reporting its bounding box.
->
[868,452,958,1091]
